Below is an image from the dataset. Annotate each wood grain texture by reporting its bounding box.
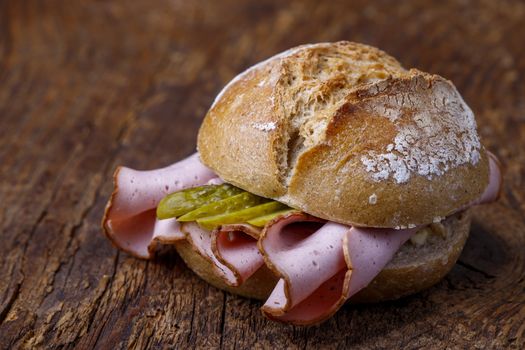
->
[0,0,523,349]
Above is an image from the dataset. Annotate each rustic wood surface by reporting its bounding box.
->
[0,0,524,349]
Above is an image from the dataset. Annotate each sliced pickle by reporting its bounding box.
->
[196,201,288,230]
[157,185,215,219]
[246,209,298,227]
[177,192,267,222]
[156,184,243,219]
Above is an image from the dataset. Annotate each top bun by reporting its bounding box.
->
[198,41,489,228]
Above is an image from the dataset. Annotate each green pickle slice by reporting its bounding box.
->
[196,201,288,230]
[156,182,300,230]
[177,192,267,222]
[246,209,299,227]
[156,184,243,219]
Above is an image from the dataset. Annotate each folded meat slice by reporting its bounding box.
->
[107,153,216,221]
[180,222,238,284]
[180,222,265,286]
[259,215,341,315]
[342,226,416,297]
[259,214,416,325]
[212,224,265,285]
[102,153,217,258]
[477,151,502,204]
[106,212,185,258]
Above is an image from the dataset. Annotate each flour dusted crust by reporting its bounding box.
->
[175,211,471,303]
[198,41,489,227]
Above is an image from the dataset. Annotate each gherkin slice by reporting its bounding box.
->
[246,209,299,227]
[156,184,243,219]
[177,192,267,222]
[196,201,288,230]
[157,185,215,219]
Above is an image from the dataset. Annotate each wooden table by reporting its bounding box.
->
[1,1,524,348]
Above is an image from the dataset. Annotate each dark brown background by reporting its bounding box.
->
[1,0,524,349]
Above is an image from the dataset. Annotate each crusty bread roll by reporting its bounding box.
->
[198,41,489,228]
[175,211,471,302]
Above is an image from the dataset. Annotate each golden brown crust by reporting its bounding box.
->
[197,57,286,198]
[285,74,489,227]
[174,211,471,303]
[198,41,488,227]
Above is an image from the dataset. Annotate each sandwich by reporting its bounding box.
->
[102,41,502,325]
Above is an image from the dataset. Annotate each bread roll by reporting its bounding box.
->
[198,41,488,228]
[175,211,471,302]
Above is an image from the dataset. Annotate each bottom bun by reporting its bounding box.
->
[174,210,471,303]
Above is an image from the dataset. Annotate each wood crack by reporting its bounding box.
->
[0,281,20,325]
[187,293,196,344]
[219,292,227,350]
[456,260,496,279]
[91,251,120,349]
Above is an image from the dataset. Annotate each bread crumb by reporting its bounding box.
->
[251,122,276,131]
[368,193,377,204]
[408,223,416,228]
[410,229,429,246]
